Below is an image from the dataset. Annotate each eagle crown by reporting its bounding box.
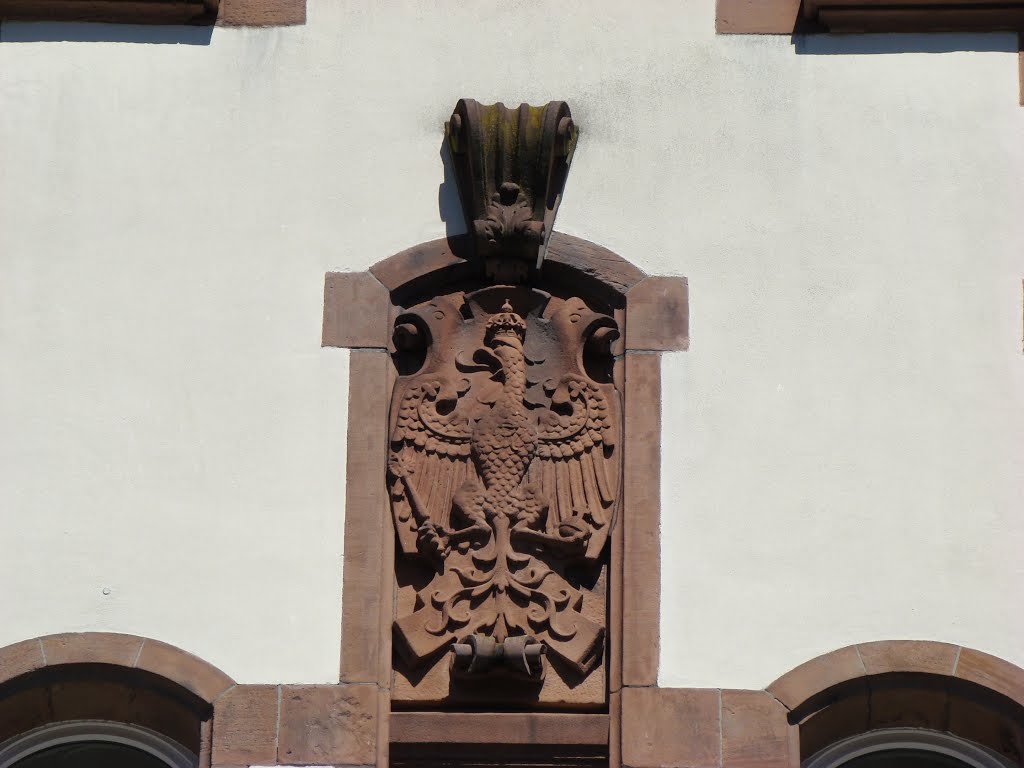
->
[484,300,527,344]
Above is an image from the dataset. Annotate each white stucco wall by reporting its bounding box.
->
[1,1,1022,687]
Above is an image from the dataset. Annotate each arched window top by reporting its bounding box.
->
[804,728,1018,768]
[0,720,196,768]
[0,633,233,705]
[763,641,1024,768]
[0,634,231,765]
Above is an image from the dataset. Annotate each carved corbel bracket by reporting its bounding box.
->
[446,99,578,283]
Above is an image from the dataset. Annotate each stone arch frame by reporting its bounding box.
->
[769,641,1024,767]
[619,641,1024,768]
[0,633,235,768]
[322,230,688,768]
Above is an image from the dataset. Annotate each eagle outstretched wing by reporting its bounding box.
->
[532,373,619,561]
[388,375,476,556]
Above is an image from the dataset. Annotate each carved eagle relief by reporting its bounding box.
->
[387,286,621,685]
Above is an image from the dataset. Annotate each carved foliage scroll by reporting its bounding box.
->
[446,99,577,283]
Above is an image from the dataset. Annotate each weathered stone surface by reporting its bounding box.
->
[622,352,661,687]
[716,0,800,33]
[767,644,865,711]
[322,271,390,349]
[340,349,390,684]
[858,640,958,676]
[389,712,608,744]
[0,638,45,683]
[136,638,234,703]
[626,276,688,352]
[278,684,376,766]
[955,646,1024,705]
[722,690,796,768]
[41,632,143,668]
[621,687,720,768]
[211,685,278,766]
[217,0,304,25]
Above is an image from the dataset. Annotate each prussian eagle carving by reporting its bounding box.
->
[389,287,620,686]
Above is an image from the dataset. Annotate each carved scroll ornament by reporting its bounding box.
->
[446,99,577,283]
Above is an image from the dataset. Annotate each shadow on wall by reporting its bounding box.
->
[0,21,213,44]
[438,139,468,239]
[794,31,1019,55]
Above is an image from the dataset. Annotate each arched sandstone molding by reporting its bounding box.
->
[0,633,235,759]
[370,232,646,304]
[323,232,689,354]
[768,641,1024,766]
[0,632,234,703]
[768,641,1024,714]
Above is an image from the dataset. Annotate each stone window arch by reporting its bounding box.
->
[620,641,1024,768]
[0,633,234,768]
[769,641,1024,768]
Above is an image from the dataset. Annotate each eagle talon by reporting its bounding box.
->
[416,520,450,563]
[448,523,491,548]
[511,522,590,557]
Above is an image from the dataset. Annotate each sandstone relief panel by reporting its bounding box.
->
[389,286,619,706]
[387,100,620,708]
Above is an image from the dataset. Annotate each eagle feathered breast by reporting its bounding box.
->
[388,292,620,563]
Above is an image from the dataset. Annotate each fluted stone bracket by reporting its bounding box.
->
[446,99,578,283]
